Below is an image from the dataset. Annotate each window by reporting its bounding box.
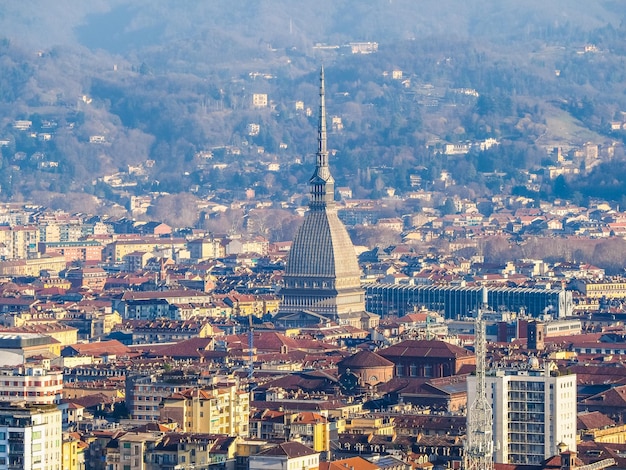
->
[123,442,131,449]
[32,431,41,440]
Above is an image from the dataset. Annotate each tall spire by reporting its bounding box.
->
[278,65,367,324]
[318,65,328,164]
[309,66,335,209]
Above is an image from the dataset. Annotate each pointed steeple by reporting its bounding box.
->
[309,66,335,209]
[279,67,366,322]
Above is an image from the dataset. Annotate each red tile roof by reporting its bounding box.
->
[320,457,380,470]
[66,340,130,356]
[379,339,474,360]
[577,411,616,430]
[257,442,318,458]
[581,384,626,408]
[338,350,393,369]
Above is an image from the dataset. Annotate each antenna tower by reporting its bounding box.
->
[464,287,495,470]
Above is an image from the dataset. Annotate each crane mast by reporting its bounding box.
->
[464,287,494,470]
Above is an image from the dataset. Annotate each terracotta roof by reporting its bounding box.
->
[167,388,215,400]
[545,332,604,346]
[376,377,452,397]
[129,422,171,433]
[321,457,380,470]
[292,411,328,424]
[70,392,118,409]
[66,340,130,356]
[581,384,626,408]
[378,339,474,360]
[398,312,430,323]
[393,414,466,434]
[576,440,626,468]
[0,322,77,335]
[257,441,318,458]
[145,337,214,359]
[577,411,617,430]
[251,409,286,422]
[565,363,626,385]
[224,331,301,353]
[256,370,338,394]
[338,350,394,369]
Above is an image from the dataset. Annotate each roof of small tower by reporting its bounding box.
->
[338,350,394,369]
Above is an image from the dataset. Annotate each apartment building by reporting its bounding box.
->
[572,279,626,299]
[0,365,63,405]
[105,431,161,470]
[0,402,63,470]
[0,255,67,277]
[468,361,576,465]
[125,373,199,423]
[159,383,250,437]
[187,237,225,261]
[38,240,104,263]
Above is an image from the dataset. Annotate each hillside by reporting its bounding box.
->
[0,1,625,217]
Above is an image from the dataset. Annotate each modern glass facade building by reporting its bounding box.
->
[365,284,573,319]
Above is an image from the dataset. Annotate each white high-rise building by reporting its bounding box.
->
[468,360,577,465]
[0,402,62,470]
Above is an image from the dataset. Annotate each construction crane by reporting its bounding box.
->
[464,287,495,470]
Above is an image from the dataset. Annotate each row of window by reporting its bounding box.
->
[0,390,58,397]
[0,381,61,387]
[134,405,159,412]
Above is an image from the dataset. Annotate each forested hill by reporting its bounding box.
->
[1,1,622,55]
[0,1,626,216]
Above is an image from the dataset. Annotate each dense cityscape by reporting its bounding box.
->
[3,2,626,470]
[0,67,625,470]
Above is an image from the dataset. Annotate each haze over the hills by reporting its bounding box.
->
[0,1,625,222]
[2,1,622,59]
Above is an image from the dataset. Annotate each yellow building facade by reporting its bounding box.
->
[62,435,79,470]
[160,383,249,436]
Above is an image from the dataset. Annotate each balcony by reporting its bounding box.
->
[8,444,24,454]
[8,457,24,469]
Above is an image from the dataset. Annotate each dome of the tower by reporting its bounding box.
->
[285,209,361,284]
